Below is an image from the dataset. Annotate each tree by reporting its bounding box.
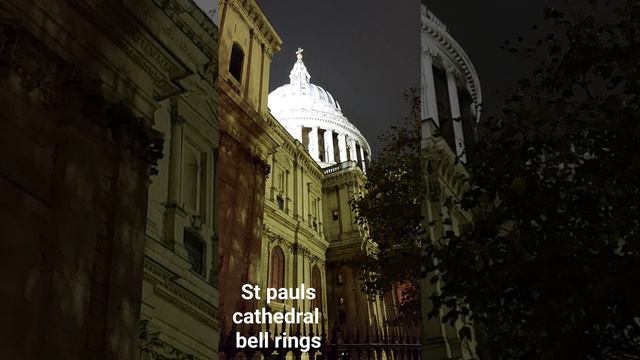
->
[352,89,424,317]
[429,0,640,358]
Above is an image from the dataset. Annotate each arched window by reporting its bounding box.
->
[229,43,244,82]
[269,246,285,289]
[311,265,322,311]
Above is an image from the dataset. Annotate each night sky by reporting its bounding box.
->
[257,0,554,154]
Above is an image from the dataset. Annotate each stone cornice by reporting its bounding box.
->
[143,257,219,330]
[422,139,471,220]
[67,0,191,99]
[219,130,270,177]
[219,77,278,159]
[263,225,328,261]
[224,0,282,55]
[61,0,218,102]
[322,166,366,189]
[265,113,324,183]
[421,8,482,113]
[273,108,372,156]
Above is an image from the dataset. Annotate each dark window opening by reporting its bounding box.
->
[332,133,340,162]
[355,143,363,169]
[276,195,285,210]
[433,66,455,152]
[184,230,205,276]
[364,151,369,169]
[339,309,347,324]
[302,127,311,153]
[318,129,326,162]
[229,43,244,82]
[459,88,476,162]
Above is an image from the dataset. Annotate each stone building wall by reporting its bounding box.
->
[421,3,482,359]
[0,4,159,359]
[217,0,282,334]
[0,0,219,359]
[260,114,330,337]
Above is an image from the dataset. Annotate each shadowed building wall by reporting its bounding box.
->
[0,0,218,359]
[217,0,282,334]
[420,1,482,359]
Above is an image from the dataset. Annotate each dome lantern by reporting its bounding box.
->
[268,49,371,171]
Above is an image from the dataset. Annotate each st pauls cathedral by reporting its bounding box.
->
[217,0,418,353]
[0,0,481,358]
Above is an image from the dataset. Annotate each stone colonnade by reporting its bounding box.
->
[296,125,368,171]
[421,51,469,163]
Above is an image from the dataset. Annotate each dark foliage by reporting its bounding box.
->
[351,89,424,318]
[429,1,640,359]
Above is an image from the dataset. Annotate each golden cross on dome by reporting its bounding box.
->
[296,47,304,60]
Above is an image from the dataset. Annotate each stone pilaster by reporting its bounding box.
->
[338,133,348,163]
[359,145,366,172]
[446,68,466,162]
[324,129,335,163]
[309,126,319,162]
[421,48,439,142]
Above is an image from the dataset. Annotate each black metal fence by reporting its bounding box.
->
[220,326,420,360]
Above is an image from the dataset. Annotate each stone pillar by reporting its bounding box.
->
[421,49,439,125]
[164,109,188,257]
[297,125,304,144]
[447,68,466,162]
[324,129,335,163]
[421,48,439,149]
[338,133,347,163]
[359,146,366,172]
[309,126,319,162]
[350,138,358,163]
[168,116,184,204]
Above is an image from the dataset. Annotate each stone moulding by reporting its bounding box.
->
[143,258,219,330]
[422,9,482,111]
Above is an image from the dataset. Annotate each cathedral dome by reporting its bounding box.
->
[268,55,342,113]
[268,49,371,170]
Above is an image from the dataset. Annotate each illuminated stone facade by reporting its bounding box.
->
[140,1,220,359]
[420,2,482,359]
[218,0,411,350]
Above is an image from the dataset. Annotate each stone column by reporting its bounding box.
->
[168,116,184,204]
[359,146,366,172]
[421,49,439,125]
[297,125,304,144]
[338,133,347,163]
[165,104,188,258]
[309,126,319,162]
[324,129,335,163]
[350,138,358,163]
[447,68,466,162]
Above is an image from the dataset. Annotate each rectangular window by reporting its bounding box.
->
[433,66,455,151]
[276,195,285,211]
[183,230,205,276]
[459,88,476,161]
[302,127,311,153]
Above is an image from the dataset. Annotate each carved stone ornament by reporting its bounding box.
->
[220,131,270,177]
[423,152,443,202]
[139,319,201,360]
